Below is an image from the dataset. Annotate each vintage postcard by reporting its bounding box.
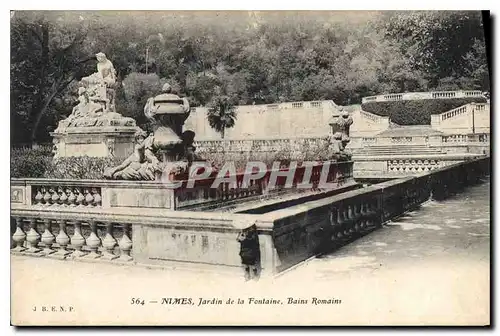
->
[10,10,491,326]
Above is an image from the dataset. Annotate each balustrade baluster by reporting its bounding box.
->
[34,188,43,205]
[75,188,85,206]
[26,218,41,254]
[347,205,356,235]
[12,217,27,252]
[92,188,102,207]
[50,187,59,206]
[54,219,71,258]
[43,188,52,205]
[67,188,77,206]
[102,222,118,260]
[41,219,56,255]
[58,187,68,206]
[353,204,362,233]
[70,221,87,257]
[84,188,94,207]
[360,203,368,230]
[335,208,344,240]
[85,220,102,258]
[118,224,133,261]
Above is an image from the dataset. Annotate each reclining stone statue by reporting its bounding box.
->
[103,129,160,180]
[104,83,198,181]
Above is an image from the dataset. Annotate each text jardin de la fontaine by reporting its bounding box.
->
[150,297,342,306]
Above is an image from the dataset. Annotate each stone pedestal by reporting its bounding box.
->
[52,125,138,160]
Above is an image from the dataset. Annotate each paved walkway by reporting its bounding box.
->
[11,179,490,326]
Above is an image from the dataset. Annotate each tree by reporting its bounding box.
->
[383,11,489,91]
[11,11,97,144]
[206,92,237,139]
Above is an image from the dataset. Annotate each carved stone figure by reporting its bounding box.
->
[329,109,354,158]
[54,52,135,132]
[329,132,343,155]
[103,129,160,180]
[80,52,117,113]
[104,83,200,180]
[236,223,261,281]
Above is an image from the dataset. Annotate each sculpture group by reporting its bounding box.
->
[55,52,135,130]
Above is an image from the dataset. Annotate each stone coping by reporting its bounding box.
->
[194,135,329,142]
[10,203,263,231]
[51,126,138,135]
[361,90,485,104]
[353,153,485,160]
[11,178,178,189]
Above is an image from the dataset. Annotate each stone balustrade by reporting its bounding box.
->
[441,105,468,121]
[194,136,330,154]
[353,153,486,178]
[174,161,353,210]
[256,156,489,272]
[11,215,133,262]
[362,90,485,104]
[11,156,490,276]
[194,133,490,155]
[359,110,387,123]
[12,161,353,213]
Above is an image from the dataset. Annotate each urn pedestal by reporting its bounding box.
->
[51,125,138,160]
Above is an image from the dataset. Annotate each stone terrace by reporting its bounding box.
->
[11,178,490,326]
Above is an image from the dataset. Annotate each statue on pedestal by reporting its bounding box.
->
[329,109,354,160]
[55,52,135,131]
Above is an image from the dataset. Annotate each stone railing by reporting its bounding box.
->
[362,90,485,104]
[441,104,469,121]
[442,134,469,143]
[386,158,441,175]
[257,156,490,272]
[350,132,490,150]
[11,157,489,277]
[353,153,487,178]
[12,161,353,212]
[194,136,329,154]
[359,110,388,123]
[174,161,354,210]
[390,137,413,143]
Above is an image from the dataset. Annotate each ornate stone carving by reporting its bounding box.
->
[329,109,354,159]
[54,52,135,133]
[103,129,160,180]
[105,83,201,181]
[235,220,261,281]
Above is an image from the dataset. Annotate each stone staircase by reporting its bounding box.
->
[352,145,445,157]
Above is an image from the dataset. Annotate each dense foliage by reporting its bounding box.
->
[44,156,123,179]
[362,97,488,125]
[11,11,489,145]
[10,149,122,179]
[11,146,54,178]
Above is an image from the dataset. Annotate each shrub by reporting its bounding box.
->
[44,156,123,180]
[361,97,487,125]
[11,146,123,180]
[11,145,54,178]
